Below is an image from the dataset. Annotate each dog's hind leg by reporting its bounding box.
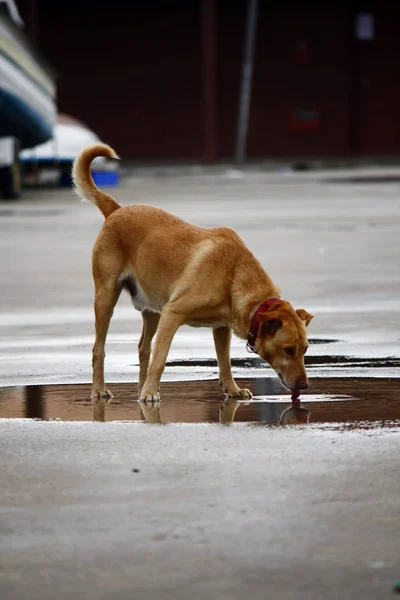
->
[92,284,121,421]
[91,246,123,421]
[138,310,160,399]
[213,326,252,399]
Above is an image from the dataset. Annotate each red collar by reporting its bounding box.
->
[247,297,281,353]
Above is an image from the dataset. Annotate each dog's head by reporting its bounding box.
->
[254,302,314,392]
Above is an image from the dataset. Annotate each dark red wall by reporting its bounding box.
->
[249,5,350,157]
[218,3,347,158]
[350,3,400,155]
[19,0,400,160]
[36,0,203,160]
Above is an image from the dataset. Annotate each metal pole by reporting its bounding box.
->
[201,0,217,163]
[234,0,259,164]
[28,0,38,43]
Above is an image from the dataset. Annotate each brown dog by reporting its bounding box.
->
[72,144,314,421]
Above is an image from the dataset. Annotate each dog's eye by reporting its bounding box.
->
[284,347,296,357]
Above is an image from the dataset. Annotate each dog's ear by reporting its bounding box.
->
[258,311,283,337]
[295,309,314,327]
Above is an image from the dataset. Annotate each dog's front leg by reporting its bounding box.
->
[213,327,253,399]
[219,398,241,424]
[139,306,183,402]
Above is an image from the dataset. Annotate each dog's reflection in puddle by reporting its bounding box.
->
[138,398,310,426]
[219,399,310,425]
[138,401,163,424]
[277,405,310,425]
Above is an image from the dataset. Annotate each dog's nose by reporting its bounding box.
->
[296,380,309,390]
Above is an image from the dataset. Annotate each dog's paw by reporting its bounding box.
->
[226,388,253,400]
[139,390,161,403]
[92,389,113,401]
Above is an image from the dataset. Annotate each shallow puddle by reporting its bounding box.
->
[0,377,399,427]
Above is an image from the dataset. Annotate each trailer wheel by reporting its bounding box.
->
[0,158,21,200]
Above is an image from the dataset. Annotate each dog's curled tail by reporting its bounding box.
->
[72,143,120,218]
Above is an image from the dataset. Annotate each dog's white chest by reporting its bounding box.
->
[134,287,164,313]
[187,319,227,329]
[121,275,164,313]
[130,286,148,311]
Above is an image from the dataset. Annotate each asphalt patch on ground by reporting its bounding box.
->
[165,356,400,370]
[323,174,400,184]
[0,208,67,217]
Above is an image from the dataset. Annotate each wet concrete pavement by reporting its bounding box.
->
[1,419,400,600]
[1,167,400,388]
[1,167,400,598]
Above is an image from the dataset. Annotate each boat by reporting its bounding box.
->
[0,0,57,198]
